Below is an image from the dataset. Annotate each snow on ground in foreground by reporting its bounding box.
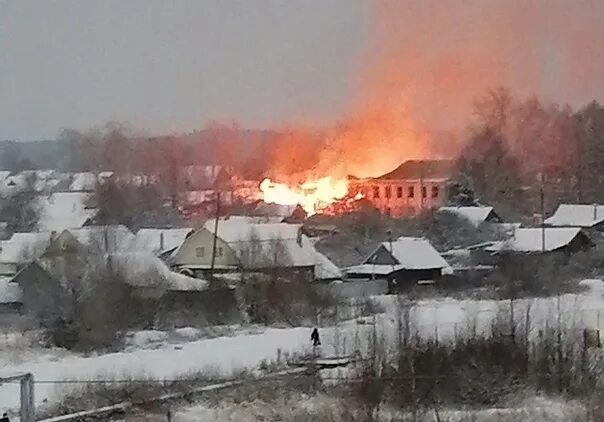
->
[174,393,586,422]
[0,327,325,413]
[2,279,604,415]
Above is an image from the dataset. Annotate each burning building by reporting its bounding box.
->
[350,159,454,216]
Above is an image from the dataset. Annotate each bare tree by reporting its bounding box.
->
[0,172,40,232]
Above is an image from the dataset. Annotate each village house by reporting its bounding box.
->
[170,218,340,281]
[10,225,215,327]
[438,206,503,227]
[0,232,52,277]
[349,160,454,216]
[35,191,97,232]
[470,227,593,267]
[545,204,604,232]
[343,237,449,292]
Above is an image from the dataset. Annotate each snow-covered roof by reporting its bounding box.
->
[314,250,342,280]
[545,204,604,228]
[0,232,52,264]
[203,220,316,268]
[111,252,209,291]
[68,225,135,253]
[36,192,95,232]
[439,206,497,227]
[134,228,193,254]
[69,172,97,191]
[364,237,449,270]
[486,227,585,253]
[0,277,21,303]
[0,170,66,195]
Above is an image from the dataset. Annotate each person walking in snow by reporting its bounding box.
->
[0,412,10,422]
[311,327,321,347]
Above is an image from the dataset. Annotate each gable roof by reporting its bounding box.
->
[314,250,342,280]
[544,204,604,228]
[111,252,209,291]
[202,220,316,268]
[35,192,96,232]
[364,237,449,270]
[377,160,454,181]
[134,228,193,254]
[485,227,587,253]
[439,206,500,227]
[0,232,52,264]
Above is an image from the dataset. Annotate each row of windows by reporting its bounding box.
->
[195,246,223,258]
[371,184,439,200]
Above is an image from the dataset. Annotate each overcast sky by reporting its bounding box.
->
[0,0,367,140]
[3,1,604,141]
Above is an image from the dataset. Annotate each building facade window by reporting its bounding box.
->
[385,186,392,199]
[217,247,223,257]
[432,185,439,198]
[373,186,380,198]
[397,186,403,198]
[195,246,205,257]
[408,186,415,198]
[422,186,427,198]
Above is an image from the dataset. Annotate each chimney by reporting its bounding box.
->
[594,204,598,221]
[159,231,165,251]
[296,227,302,247]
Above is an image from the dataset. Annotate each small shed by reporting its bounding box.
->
[344,237,449,291]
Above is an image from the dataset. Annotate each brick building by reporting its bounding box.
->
[351,160,454,216]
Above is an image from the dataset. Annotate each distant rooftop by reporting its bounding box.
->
[377,160,454,181]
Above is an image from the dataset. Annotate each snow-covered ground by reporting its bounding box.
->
[1,279,604,417]
[173,393,586,422]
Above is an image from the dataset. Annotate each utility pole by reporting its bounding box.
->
[419,161,424,211]
[540,185,545,253]
[210,191,221,276]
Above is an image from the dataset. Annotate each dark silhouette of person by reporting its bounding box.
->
[311,328,321,347]
[0,412,10,422]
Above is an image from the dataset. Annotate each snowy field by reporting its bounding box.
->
[1,279,604,417]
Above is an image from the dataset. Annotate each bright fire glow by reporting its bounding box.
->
[260,177,350,215]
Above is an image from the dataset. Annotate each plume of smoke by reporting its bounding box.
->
[267,0,604,180]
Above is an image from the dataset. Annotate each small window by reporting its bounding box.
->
[217,246,223,257]
[432,185,439,198]
[384,186,391,199]
[373,186,380,198]
[422,186,427,198]
[195,246,205,257]
[396,186,403,198]
[407,186,415,198]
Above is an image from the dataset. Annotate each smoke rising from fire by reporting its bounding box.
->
[366,0,604,130]
[268,0,604,181]
[261,0,604,212]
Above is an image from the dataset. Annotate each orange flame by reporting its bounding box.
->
[259,177,350,215]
